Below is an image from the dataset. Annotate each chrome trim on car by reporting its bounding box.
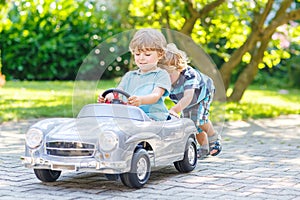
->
[46,141,96,157]
[20,156,130,173]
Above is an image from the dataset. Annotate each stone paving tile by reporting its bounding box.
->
[0,115,299,199]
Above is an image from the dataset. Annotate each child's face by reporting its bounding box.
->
[133,50,161,73]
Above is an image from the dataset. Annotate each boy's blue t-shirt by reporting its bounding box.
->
[118,68,171,121]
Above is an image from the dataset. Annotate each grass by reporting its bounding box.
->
[0,80,299,123]
[0,81,74,122]
[225,85,300,121]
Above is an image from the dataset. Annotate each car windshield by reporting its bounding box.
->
[77,104,151,122]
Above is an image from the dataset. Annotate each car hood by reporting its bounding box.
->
[45,118,109,142]
[44,117,161,143]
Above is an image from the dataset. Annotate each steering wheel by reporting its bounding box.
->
[101,88,130,104]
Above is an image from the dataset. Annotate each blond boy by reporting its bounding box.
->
[159,43,222,158]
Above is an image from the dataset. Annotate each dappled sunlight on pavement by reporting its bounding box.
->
[0,115,299,199]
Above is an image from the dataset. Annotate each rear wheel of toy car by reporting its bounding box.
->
[33,169,61,182]
[174,137,197,173]
[120,148,151,188]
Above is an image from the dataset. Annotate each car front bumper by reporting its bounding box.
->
[20,156,130,174]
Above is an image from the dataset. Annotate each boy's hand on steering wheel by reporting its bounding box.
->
[97,93,114,103]
[97,95,105,103]
[128,96,142,107]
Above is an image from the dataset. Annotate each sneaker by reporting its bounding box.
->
[208,133,222,156]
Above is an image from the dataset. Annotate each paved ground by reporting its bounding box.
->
[0,115,299,200]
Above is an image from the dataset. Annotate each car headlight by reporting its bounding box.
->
[25,128,43,149]
[99,131,119,152]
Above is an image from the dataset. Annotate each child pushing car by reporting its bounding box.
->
[158,43,222,158]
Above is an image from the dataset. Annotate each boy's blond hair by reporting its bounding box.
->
[129,28,167,57]
[159,43,188,72]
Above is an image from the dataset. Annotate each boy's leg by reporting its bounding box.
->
[182,94,220,158]
[198,121,222,156]
[196,131,208,147]
[197,93,222,156]
[182,109,209,158]
[196,126,209,159]
[196,131,209,150]
[198,120,215,137]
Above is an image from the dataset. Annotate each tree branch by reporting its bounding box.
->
[272,0,293,21]
[181,0,225,35]
[228,34,270,101]
[200,0,226,16]
[286,8,300,21]
[262,6,300,40]
[182,0,199,17]
[257,0,274,28]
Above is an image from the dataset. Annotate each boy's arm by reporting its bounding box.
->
[170,88,195,114]
[128,87,165,106]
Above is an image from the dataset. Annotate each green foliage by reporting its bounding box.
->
[287,57,300,88]
[225,101,298,121]
[128,0,187,29]
[225,85,300,121]
[127,0,300,92]
[0,81,299,123]
[253,69,289,88]
[253,43,300,89]
[0,0,129,80]
[1,0,300,94]
[0,81,73,122]
[286,44,300,88]
[191,1,253,59]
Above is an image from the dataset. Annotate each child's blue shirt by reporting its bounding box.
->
[118,68,171,121]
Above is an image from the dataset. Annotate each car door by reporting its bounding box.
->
[153,119,186,166]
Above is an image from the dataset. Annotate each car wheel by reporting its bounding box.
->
[174,137,197,173]
[33,169,61,182]
[120,148,151,188]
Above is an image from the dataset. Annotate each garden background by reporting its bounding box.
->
[0,0,299,123]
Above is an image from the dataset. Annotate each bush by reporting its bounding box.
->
[286,47,300,88]
[0,0,130,80]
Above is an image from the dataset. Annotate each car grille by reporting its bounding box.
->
[46,142,95,157]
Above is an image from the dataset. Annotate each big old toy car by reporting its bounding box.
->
[21,89,198,188]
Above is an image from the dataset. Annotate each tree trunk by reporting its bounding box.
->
[220,0,275,91]
[227,0,300,101]
[228,37,270,101]
[227,60,259,102]
[219,33,259,90]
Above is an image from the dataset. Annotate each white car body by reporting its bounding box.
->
[21,103,198,188]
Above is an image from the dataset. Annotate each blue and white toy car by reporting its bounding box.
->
[21,89,198,188]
